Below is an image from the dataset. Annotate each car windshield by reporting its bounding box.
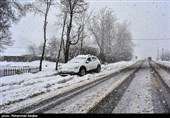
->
[68,57,87,63]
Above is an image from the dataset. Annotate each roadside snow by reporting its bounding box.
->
[156,66,170,88]
[0,75,73,106]
[0,60,136,113]
[157,61,170,68]
[154,61,170,87]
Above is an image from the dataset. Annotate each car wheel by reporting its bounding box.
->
[96,65,101,73]
[79,67,86,76]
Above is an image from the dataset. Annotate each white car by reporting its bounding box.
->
[58,55,101,76]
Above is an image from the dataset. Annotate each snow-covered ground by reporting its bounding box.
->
[157,61,170,68]
[0,60,56,71]
[0,60,136,113]
[156,65,170,88]
[154,61,170,87]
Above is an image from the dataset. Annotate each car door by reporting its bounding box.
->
[85,57,93,71]
[91,56,98,69]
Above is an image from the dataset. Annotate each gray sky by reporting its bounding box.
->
[1,0,170,59]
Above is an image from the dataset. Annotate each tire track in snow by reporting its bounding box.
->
[113,62,154,113]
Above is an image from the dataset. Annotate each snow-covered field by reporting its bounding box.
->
[0,60,136,113]
[0,60,56,71]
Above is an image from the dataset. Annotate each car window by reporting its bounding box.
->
[87,57,92,62]
[92,57,97,61]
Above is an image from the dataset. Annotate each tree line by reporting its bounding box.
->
[0,0,134,71]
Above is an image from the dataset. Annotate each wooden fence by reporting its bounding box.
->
[0,66,39,77]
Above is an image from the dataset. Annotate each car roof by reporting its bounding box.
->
[76,54,94,58]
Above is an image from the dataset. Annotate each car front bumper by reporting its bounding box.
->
[58,68,79,74]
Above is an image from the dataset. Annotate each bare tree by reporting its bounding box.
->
[55,9,87,70]
[37,42,48,60]
[46,36,60,59]
[89,8,133,63]
[113,22,133,61]
[60,0,88,63]
[40,0,52,71]
[0,0,26,52]
[74,10,93,54]
[55,12,67,70]
[69,45,99,59]
[27,0,54,71]
[89,8,117,62]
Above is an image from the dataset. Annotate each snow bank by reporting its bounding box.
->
[157,61,170,68]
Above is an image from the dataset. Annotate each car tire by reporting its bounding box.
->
[96,65,101,73]
[79,67,86,76]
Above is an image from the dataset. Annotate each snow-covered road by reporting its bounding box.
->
[112,61,170,113]
[1,60,170,113]
[45,70,135,113]
[113,68,154,113]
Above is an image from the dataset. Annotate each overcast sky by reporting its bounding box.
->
[1,0,170,59]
